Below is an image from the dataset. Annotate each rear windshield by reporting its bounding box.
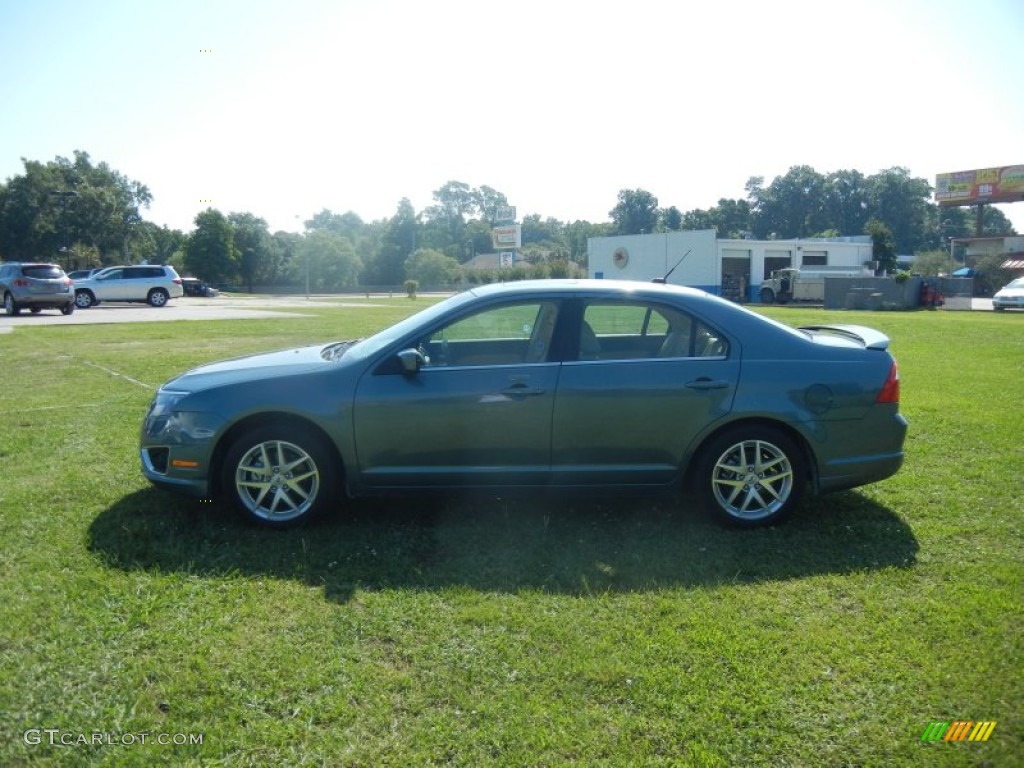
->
[22,265,64,279]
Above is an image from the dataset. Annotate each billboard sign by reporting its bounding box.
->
[492,224,521,249]
[495,205,516,224]
[935,165,1024,206]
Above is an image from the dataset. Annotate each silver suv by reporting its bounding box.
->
[73,265,184,308]
[0,262,76,316]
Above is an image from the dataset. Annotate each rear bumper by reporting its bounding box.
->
[813,411,908,494]
[17,296,73,308]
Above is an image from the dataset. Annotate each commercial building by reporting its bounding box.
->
[588,230,875,302]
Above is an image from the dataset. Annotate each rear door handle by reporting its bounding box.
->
[685,378,730,390]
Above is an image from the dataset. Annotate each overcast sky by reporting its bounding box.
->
[2,0,1022,235]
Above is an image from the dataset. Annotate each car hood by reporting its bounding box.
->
[994,287,1024,298]
[164,342,353,392]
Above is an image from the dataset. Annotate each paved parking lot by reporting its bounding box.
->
[0,295,391,333]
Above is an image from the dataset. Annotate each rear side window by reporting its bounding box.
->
[579,300,728,360]
[22,265,64,279]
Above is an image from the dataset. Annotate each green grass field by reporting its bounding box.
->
[1,300,1021,766]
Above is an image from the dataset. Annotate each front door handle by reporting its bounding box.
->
[499,384,546,397]
[685,378,730,390]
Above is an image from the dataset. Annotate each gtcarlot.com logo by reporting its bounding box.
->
[921,721,997,742]
[24,729,204,747]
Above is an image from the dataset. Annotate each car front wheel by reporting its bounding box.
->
[222,425,339,528]
[4,292,20,315]
[694,426,805,527]
[148,288,169,307]
[75,290,95,308]
[759,288,775,304]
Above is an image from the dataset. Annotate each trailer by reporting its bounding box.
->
[759,267,873,304]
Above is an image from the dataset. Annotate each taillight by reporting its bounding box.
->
[173,278,182,284]
[13,278,28,287]
[876,361,899,404]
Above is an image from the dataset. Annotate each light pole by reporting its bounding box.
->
[49,189,78,266]
[297,215,309,299]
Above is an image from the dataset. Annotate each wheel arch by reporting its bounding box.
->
[209,412,345,498]
[683,417,818,493]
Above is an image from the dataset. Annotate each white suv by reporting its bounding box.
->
[74,265,184,308]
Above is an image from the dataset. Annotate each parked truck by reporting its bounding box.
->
[759,266,873,304]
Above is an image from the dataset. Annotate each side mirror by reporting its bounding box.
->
[397,348,426,376]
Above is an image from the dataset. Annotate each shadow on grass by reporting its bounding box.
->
[88,488,918,602]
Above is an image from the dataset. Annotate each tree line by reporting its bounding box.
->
[0,152,1016,290]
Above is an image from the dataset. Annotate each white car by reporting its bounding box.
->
[992,277,1024,311]
[74,265,184,308]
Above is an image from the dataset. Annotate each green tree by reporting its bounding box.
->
[866,167,932,253]
[865,218,897,274]
[661,206,683,231]
[364,198,418,286]
[270,230,302,286]
[422,181,474,260]
[0,150,151,266]
[229,212,273,292]
[473,185,509,223]
[747,165,828,239]
[910,249,952,276]
[823,169,870,237]
[610,189,659,235]
[297,230,361,291]
[185,209,238,285]
[404,248,459,286]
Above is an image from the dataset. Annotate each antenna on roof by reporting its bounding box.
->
[652,249,691,284]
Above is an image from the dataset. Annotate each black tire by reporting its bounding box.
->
[61,302,75,315]
[148,288,169,307]
[693,425,806,527]
[30,307,42,314]
[759,288,775,304]
[74,290,95,309]
[222,424,339,528]
[4,292,20,316]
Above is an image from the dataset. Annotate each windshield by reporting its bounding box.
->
[345,289,478,361]
[1007,278,1024,289]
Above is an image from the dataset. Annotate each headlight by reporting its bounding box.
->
[147,389,190,420]
[143,389,217,442]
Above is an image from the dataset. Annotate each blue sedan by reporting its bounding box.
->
[140,280,907,528]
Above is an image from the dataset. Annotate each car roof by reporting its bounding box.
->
[467,278,715,301]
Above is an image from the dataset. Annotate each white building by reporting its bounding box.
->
[588,231,875,302]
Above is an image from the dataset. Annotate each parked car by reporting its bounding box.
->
[67,268,103,281]
[73,265,183,308]
[180,277,219,297]
[140,280,908,528]
[992,277,1024,310]
[0,262,75,315]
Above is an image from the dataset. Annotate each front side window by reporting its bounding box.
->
[420,301,560,367]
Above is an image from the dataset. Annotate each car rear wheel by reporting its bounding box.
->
[694,426,805,527]
[74,290,95,309]
[222,425,339,528]
[148,288,169,307]
[61,302,75,315]
[4,292,20,316]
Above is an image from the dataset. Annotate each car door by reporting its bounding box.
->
[352,299,562,487]
[550,298,739,486]
[94,268,127,300]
